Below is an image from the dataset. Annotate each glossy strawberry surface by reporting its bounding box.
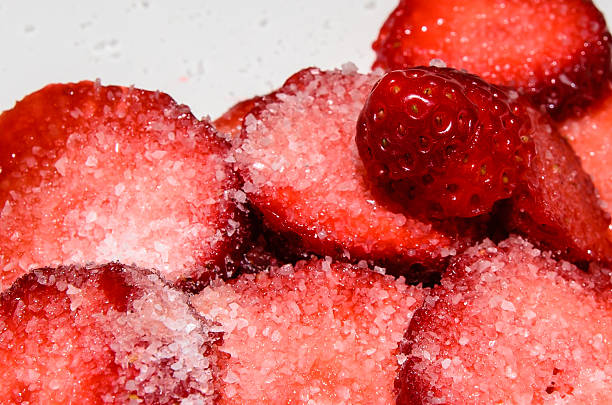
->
[356,67,535,219]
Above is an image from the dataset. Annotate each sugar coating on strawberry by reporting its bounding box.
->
[234,66,482,270]
[373,0,612,118]
[558,81,612,212]
[508,112,612,264]
[0,263,218,403]
[356,67,535,219]
[396,236,612,404]
[214,96,266,138]
[0,81,248,290]
[191,258,426,404]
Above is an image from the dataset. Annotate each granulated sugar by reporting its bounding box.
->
[0,263,218,403]
[192,258,427,404]
[0,82,248,290]
[234,67,478,270]
[396,236,612,404]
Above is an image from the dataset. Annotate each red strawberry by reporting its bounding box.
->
[373,0,612,118]
[192,258,426,404]
[558,81,612,213]
[396,236,612,404]
[234,67,485,274]
[0,81,249,291]
[214,95,266,138]
[356,67,535,219]
[507,110,612,264]
[0,263,217,403]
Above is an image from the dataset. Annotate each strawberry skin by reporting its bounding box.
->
[373,0,612,119]
[356,67,535,219]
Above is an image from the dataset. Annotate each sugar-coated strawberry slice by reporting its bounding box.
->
[507,110,612,264]
[234,66,485,272]
[192,258,426,404]
[558,81,612,212]
[396,236,612,404]
[0,81,249,291]
[0,263,218,404]
[373,0,612,118]
[214,96,266,138]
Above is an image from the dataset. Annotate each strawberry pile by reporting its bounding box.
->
[1,0,612,403]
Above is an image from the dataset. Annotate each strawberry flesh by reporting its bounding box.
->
[373,0,612,119]
[234,67,484,273]
[0,81,249,290]
[397,236,612,404]
[0,263,217,403]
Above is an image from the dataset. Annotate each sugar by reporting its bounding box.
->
[192,258,427,404]
[235,67,468,270]
[0,83,247,288]
[0,264,217,403]
[396,236,612,403]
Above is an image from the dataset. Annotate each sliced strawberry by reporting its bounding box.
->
[0,81,249,290]
[356,67,535,219]
[396,236,612,404]
[373,0,612,118]
[214,96,266,138]
[558,81,612,213]
[0,263,218,403]
[192,258,426,404]
[234,67,485,273]
[507,110,612,264]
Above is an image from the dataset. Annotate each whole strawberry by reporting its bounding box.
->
[356,66,535,219]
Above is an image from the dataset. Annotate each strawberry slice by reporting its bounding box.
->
[558,82,612,213]
[507,110,612,264]
[234,67,485,273]
[0,263,218,403]
[192,258,426,404]
[214,96,266,138]
[373,0,612,118]
[396,236,612,404]
[0,81,249,291]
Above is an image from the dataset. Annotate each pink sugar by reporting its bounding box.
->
[0,263,217,403]
[234,67,470,268]
[192,258,427,404]
[0,82,247,290]
[397,236,612,404]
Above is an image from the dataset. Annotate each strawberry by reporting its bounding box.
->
[0,263,217,403]
[396,236,612,404]
[214,95,266,138]
[0,81,249,291]
[507,110,612,264]
[558,81,612,213]
[373,0,612,119]
[234,67,485,274]
[192,258,426,404]
[356,66,535,219]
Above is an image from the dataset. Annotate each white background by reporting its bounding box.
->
[1,0,611,119]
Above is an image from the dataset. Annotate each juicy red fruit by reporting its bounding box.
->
[0,263,217,403]
[356,67,535,219]
[372,0,612,119]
